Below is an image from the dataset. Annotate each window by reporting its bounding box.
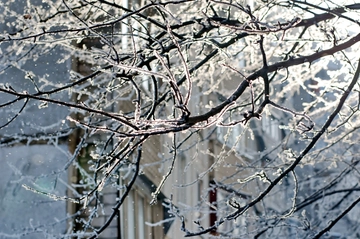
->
[209,180,218,236]
[261,115,281,141]
[122,181,164,239]
[123,190,146,239]
[216,123,258,159]
[125,190,136,239]
[137,195,145,239]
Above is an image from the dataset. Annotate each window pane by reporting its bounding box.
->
[137,195,145,239]
[127,191,135,239]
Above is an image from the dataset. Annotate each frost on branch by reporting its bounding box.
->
[1,1,360,238]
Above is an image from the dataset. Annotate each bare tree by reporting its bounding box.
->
[1,0,360,238]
